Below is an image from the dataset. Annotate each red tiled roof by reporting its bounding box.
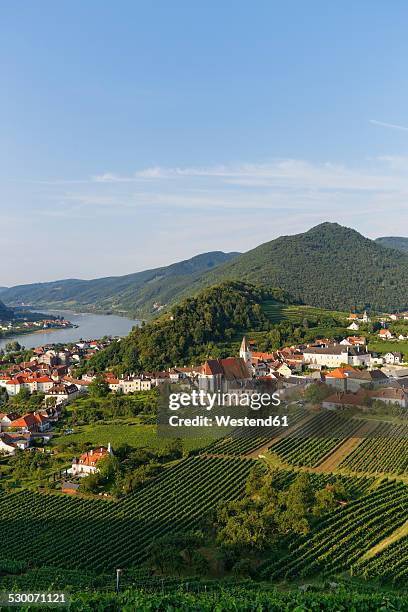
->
[78,446,109,467]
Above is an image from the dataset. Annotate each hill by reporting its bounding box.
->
[0,299,13,321]
[184,223,408,312]
[0,251,239,318]
[375,236,408,252]
[83,281,349,373]
[83,282,288,372]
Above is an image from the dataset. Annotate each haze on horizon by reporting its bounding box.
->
[2,1,408,286]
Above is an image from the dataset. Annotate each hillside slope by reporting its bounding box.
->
[375,236,408,252]
[0,251,239,318]
[83,281,292,372]
[0,299,13,321]
[183,223,408,312]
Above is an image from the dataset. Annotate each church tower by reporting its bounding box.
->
[240,336,253,374]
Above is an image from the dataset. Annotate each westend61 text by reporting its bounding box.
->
[168,414,289,428]
[168,390,281,411]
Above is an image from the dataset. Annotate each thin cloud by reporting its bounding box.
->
[369,119,408,132]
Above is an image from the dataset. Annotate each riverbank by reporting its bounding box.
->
[0,310,140,351]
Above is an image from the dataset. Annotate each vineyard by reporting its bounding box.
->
[62,586,408,611]
[202,407,306,456]
[0,456,252,572]
[259,479,408,581]
[339,423,408,475]
[269,412,362,467]
[261,302,347,324]
[354,535,408,586]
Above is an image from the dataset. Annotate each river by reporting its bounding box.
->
[0,310,140,351]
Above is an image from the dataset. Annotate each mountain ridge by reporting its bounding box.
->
[0,251,239,318]
[178,222,408,312]
[3,223,408,316]
[375,236,408,252]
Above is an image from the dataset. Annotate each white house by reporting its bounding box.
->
[0,432,30,455]
[384,352,403,365]
[70,444,113,476]
[347,322,360,331]
[303,346,371,368]
[378,329,394,340]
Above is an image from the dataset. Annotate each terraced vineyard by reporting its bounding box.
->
[354,535,408,586]
[259,480,408,580]
[261,301,348,324]
[0,456,252,572]
[269,412,362,467]
[339,423,408,475]
[202,407,307,456]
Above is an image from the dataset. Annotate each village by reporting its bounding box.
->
[0,316,75,337]
[0,307,406,472]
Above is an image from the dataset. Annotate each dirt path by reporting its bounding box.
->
[360,519,408,561]
[314,420,378,472]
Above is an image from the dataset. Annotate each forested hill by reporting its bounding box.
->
[82,282,290,372]
[0,299,13,321]
[183,223,408,312]
[0,251,239,318]
[375,236,408,252]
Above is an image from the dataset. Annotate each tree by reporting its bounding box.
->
[148,537,183,575]
[79,473,101,493]
[89,375,110,398]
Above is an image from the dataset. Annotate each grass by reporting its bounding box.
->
[368,339,408,356]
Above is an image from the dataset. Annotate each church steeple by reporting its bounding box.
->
[240,336,253,373]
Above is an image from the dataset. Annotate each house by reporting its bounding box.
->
[322,389,367,409]
[45,383,79,404]
[5,379,21,396]
[370,387,407,408]
[63,376,92,392]
[276,363,293,378]
[0,432,30,454]
[119,377,153,393]
[384,352,403,365]
[0,412,20,428]
[345,368,389,391]
[381,365,408,380]
[303,346,371,368]
[348,313,359,321]
[9,412,50,433]
[347,322,360,331]
[323,366,388,391]
[340,336,366,346]
[105,376,120,392]
[70,443,113,476]
[378,329,393,340]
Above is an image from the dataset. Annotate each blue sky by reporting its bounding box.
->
[2,1,408,284]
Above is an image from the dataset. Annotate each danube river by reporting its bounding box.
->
[0,310,140,351]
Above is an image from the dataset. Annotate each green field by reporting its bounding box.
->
[368,339,408,357]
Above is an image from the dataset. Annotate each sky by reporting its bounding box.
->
[2,1,408,285]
